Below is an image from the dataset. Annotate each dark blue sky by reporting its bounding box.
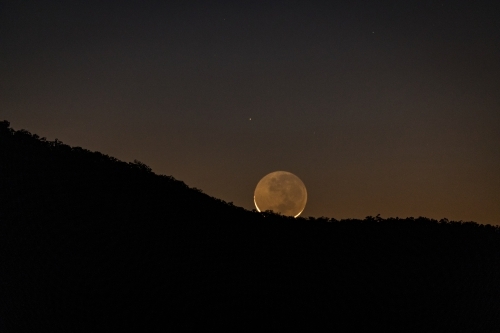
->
[1,0,499,223]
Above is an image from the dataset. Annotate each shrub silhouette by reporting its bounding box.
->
[0,120,500,332]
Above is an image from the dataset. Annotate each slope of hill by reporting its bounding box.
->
[1,120,499,332]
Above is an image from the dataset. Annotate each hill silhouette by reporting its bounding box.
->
[1,120,499,332]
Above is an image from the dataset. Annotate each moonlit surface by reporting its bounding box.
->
[254,171,307,217]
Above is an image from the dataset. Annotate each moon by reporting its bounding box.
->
[254,171,307,217]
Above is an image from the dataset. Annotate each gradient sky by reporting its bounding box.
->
[1,0,499,224]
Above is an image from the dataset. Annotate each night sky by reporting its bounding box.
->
[1,1,499,224]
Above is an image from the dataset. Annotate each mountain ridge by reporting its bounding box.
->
[1,120,499,331]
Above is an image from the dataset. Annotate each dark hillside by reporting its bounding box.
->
[1,120,500,332]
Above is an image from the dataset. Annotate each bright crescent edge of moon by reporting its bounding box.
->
[254,195,305,218]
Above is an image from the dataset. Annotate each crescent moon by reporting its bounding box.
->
[253,171,307,217]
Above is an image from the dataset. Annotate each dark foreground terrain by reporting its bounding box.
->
[1,120,499,332]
